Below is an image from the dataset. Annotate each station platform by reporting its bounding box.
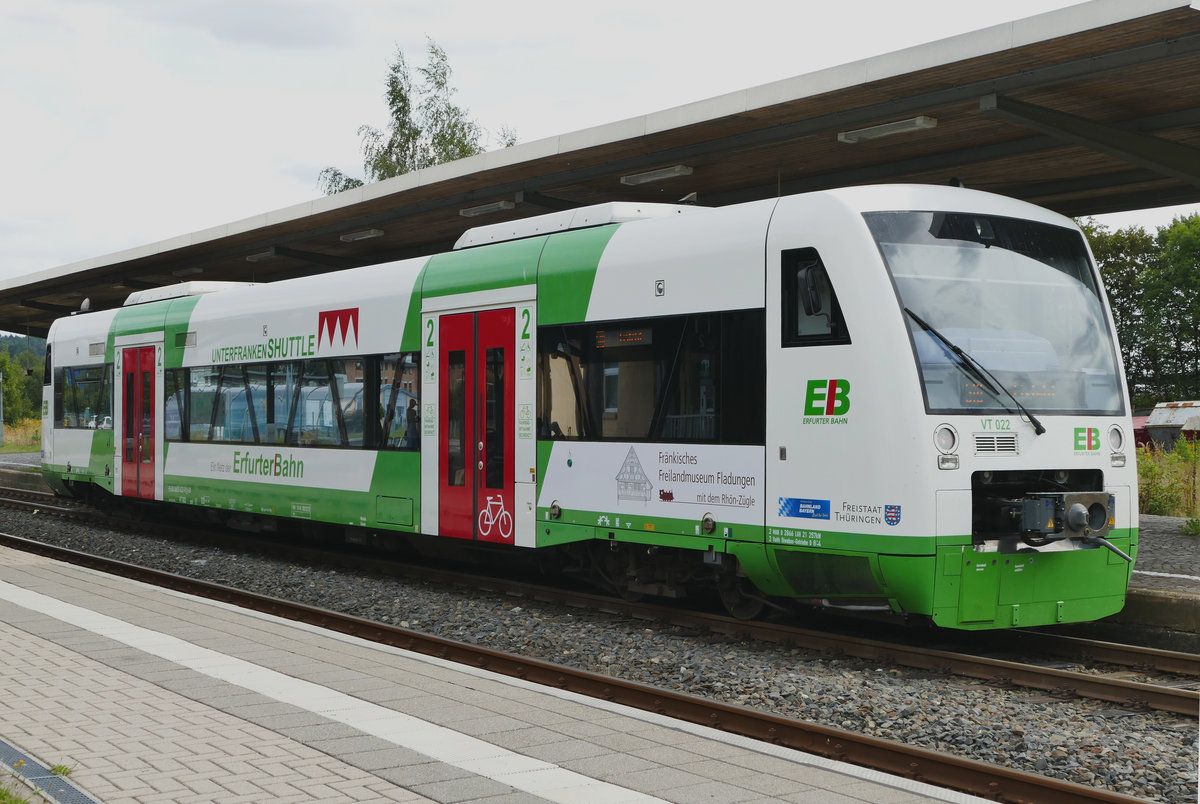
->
[1113,514,1200,634]
[0,545,989,803]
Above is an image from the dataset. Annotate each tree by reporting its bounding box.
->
[1148,215,1200,400]
[1082,214,1200,408]
[0,351,33,426]
[16,349,42,423]
[319,39,516,194]
[1079,219,1155,404]
[0,337,44,424]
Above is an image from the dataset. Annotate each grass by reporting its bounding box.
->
[1,759,75,804]
[0,420,39,455]
[1137,437,1200,533]
[0,779,29,804]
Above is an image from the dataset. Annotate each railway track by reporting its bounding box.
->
[0,485,82,513]
[393,568,1200,717]
[0,530,1154,804]
[1,485,1195,719]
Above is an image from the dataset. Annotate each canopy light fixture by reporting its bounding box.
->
[837,116,938,143]
[245,250,275,262]
[459,199,515,218]
[339,228,384,242]
[171,266,203,277]
[620,164,693,186]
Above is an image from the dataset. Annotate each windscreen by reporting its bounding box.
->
[866,211,1124,416]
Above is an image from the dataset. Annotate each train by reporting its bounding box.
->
[41,184,1138,629]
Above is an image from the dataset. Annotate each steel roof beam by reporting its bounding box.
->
[981,93,1200,188]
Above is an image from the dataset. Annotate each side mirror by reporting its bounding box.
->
[798,265,823,316]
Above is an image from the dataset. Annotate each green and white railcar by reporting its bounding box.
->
[43,184,1137,629]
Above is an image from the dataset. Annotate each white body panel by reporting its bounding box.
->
[44,309,119,470]
[45,429,96,473]
[514,299,537,548]
[164,443,376,499]
[47,309,119,367]
[585,200,772,321]
[181,257,428,366]
[420,312,439,537]
[765,191,932,542]
[538,442,765,531]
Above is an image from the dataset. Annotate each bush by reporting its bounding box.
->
[1138,438,1200,517]
[1,419,41,451]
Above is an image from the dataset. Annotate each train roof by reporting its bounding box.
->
[123,281,258,307]
[453,202,700,249]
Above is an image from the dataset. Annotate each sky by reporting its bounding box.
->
[1,0,1197,283]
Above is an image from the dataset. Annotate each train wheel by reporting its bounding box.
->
[719,579,766,620]
[589,542,643,601]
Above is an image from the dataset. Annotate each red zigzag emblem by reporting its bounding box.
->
[317,307,359,350]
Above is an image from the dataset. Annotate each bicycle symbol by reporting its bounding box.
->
[478,494,513,540]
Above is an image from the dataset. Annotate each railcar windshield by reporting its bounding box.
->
[866,211,1124,416]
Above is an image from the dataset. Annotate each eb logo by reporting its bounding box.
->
[804,379,850,416]
[1074,427,1100,451]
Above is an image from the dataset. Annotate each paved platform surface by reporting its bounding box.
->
[0,545,988,804]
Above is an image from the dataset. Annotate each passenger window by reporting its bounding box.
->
[379,353,420,450]
[330,359,364,447]
[188,368,218,441]
[267,362,300,445]
[781,248,850,347]
[446,350,467,484]
[54,364,113,430]
[211,364,259,443]
[536,309,765,445]
[290,360,348,447]
[164,369,187,441]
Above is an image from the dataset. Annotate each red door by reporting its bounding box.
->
[121,346,156,499]
[439,309,515,542]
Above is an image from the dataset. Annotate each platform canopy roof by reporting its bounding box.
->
[5,0,1200,338]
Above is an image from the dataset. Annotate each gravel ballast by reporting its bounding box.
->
[5,506,1197,804]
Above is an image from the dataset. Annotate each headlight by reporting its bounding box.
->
[1108,425,1125,453]
[934,424,959,454]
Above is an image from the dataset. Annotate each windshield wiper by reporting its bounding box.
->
[903,308,1046,436]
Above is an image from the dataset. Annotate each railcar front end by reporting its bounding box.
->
[753,187,1136,629]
